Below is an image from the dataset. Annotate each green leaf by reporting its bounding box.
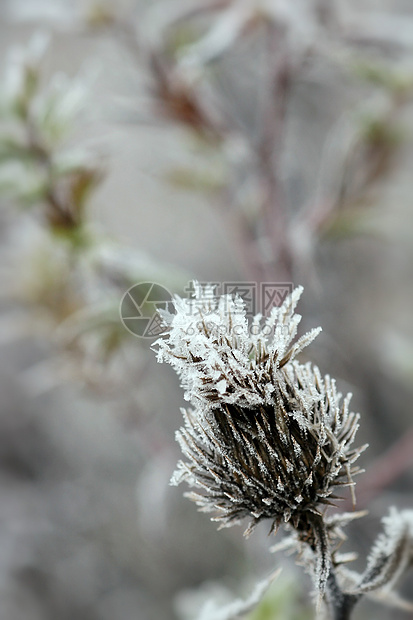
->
[166,166,224,193]
[353,61,413,95]
[0,138,33,163]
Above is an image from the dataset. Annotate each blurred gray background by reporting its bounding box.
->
[0,1,412,619]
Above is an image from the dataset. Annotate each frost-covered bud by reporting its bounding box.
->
[154,285,366,590]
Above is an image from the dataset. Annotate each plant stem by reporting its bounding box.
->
[326,568,360,620]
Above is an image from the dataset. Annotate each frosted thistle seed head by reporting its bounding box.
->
[154,284,366,590]
[155,283,322,409]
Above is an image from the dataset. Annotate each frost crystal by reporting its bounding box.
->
[355,508,413,594]
[154,284,321,409]
[154,285,366,593]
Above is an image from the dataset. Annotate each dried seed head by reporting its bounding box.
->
[155,284,321,410]
[154,285,366,586]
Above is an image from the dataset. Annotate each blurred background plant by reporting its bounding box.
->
[0,0,412,619]
[0,28,187,393]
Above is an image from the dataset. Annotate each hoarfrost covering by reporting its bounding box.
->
[154,284,321,409]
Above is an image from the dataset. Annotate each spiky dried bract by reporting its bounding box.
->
[155,284,321,409]
[354,508,413,594]
[154,285,366,591]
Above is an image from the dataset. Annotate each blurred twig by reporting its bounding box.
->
[103,0,413,286]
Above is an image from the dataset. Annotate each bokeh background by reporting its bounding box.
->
[0,1,412,619]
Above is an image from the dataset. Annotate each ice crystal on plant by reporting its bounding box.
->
[155,284,321,409]
[355,508,413,594]
[154,285,367,593]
